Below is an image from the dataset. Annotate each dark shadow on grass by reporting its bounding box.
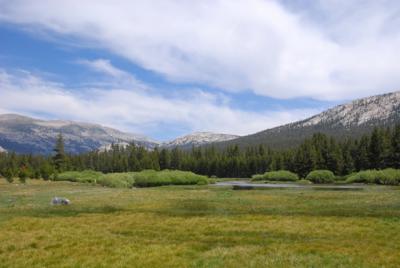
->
[3,205,125,220]
[109,226,318,249]
[148,198,400,219]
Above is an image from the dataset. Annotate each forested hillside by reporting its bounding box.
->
[1,125,399,179]
[215,91,400,149]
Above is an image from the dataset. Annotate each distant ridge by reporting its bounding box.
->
[0,114,158,154]
[98,132,240,152]
[162,132,239,149]
[214,91,400,149]
[0,114,240,154]
[1,91,399,154]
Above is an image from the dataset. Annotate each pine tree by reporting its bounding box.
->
[128,144,140,171]
[4,152,18,182]
[294,140,316,178]
[355,135,370,170]
[326,138,343,175]
[40,161,54,180]
[341,140,354,175]
[3,168,14,183]
[53,133,66,172]
[159,149,171,170]
[170,147,181,170]
[369,128,384,169]
[18,164,28,183]
[150,150,161,171]
[311,133,329,169]
[381,127,392,168]
[391,125,400,168]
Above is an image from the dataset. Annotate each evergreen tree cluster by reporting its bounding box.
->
[0,125,399,180]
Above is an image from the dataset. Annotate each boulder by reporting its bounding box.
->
[51,197,71,205]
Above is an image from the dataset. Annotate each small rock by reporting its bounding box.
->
[51,197,71,205]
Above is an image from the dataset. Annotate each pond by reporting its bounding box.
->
[215,180,364,191]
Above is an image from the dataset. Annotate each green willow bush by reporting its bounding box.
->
[251,170,299,182]
[53,170,103,183]
[55,169,208,188]
[97,173,136,188]
[346,169,400,185]
[133,170,208,187]
[306,170,335,184]
[297,179,313,185]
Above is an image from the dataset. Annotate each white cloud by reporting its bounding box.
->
[0,68,318,139]
[1,0,399,100]
[76,58,146,89]
[77,59,130,78]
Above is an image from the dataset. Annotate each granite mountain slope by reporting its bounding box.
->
[215,91,400,149]
[0,114,157,154]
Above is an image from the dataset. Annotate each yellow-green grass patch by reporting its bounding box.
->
[0,180,399,267]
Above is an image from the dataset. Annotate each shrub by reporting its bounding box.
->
[55,170,104,183]
[40,163,54,180]
[2,168,15,183]
[297,179,312,185]
[346,170,376,184]
[251,174,265,181]
[19,176,27,184]
[55,169,208,188]
[346,169,400,185]
[97,173,136,188]
[133,170,208,187]
[251,170,299,182]
[306,170,335,184]
[333,175,349,182]
[18,168,29,183]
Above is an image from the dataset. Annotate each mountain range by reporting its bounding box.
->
[97,132,239,152]
[163,132,239,149]
[0,114,238,154]
[216,91,400,149]
[0,91,399,154]
[0,114,158,154]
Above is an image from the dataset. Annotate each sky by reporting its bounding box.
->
[0,0,399,141]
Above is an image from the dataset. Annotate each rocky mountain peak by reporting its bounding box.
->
[301,91,400,128]
[163,132,240,148]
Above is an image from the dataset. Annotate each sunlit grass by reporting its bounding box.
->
[0,179,399,267]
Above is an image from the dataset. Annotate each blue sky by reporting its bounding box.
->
[0,0,399,141]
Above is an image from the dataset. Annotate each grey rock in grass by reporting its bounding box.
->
[51,197,71,205]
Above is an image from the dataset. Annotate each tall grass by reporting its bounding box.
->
[251,170,299,182]
[133,170,208,187]
[346,169,400,185]
[97,173,136,188]
[54,170,208,188]
[53,170,103,183]
[1,179,400,267]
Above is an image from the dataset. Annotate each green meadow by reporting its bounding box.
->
[0,179,400,268]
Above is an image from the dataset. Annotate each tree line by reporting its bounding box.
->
[1,125,399,180]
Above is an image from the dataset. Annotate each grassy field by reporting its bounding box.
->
[0,180,400,267]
